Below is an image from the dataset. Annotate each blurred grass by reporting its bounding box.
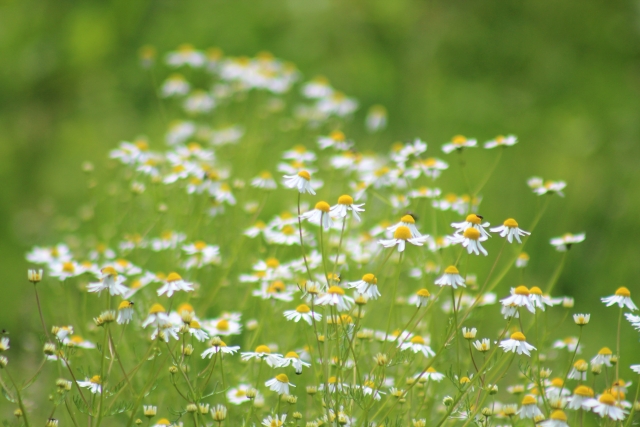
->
[1,0,640,377]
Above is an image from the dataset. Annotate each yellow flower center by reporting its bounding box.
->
[462,228,481,240]
[285,351,299,359]
[315,201,331,212]
[400,215,415,224]
[452,135,467,145]
[393,226,412,240]
[118,300,133,310]
[259,171,272,179]
[444,265,459,275]
[503,218,519,228]
[410,336,425,345]
[362,274,377,284]
[255,345,271,354]
[426,367,437,373]
[510,332,526,341]
[216,319,229,330]
[156,418,171,426]
[166,272,182,282]
[550,410,567,421]
[194,241,207,251]
[574,385,594,397]
[101,266,117,276]
[615,287,631,297]
[599,393,616,406]
[330,130,345,141]
[275,373,289,383]
[529,286,542,295]
[328,376,337,384]
[296,304,311,313]
[90,375,101,384]
[465,214,482,224]
[265,258,279,268]
[190,320,201,329]
[522,395,537,405]
[297,170,311,181]
[178,303,194,313]
[62,262,75,273]
[328,286,345,296]
[417,289,431,297]
[598,347,612,355]
[338,195,354,205]
[268,281,285,293]
[282,225,296,235]
[515,285,530,296]
[424,158,437,167]
[550,378,564,388]
[149,303,166,314]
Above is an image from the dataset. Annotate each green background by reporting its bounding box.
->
[1,0,640,405]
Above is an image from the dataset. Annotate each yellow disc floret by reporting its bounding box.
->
[338,195,354,205]
[327,286,345,296]
[166,272,182,282]
[529,286,542,295]
[521,395,537,405]
[149,303,166,314]
[444,265,459,275]
[598,347,612,355]
[101,266,118,276]
[503,218,519,228]
[255,345,271,354]
[462,228,481,240]
[216,319,229,331]
[315,201,330,212]
[393,226,412,240]
[362,274,377,284]
[598,393,616,405]
[574,385,594,397]
[297,170,311,181]
[515,285,530,296]
[275,373,289,383]
[615,287,631,297]
[296,304,311,313]
[510,332,526,341]
[465,214,482,224]
[410,336,425,344]
[417,289,431,297]
[550,410,567,421]
[118,300,133,310]
[400,214,415,224]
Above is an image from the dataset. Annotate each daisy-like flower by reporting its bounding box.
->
[451,214,491,238]
[626,313,640,331]
[568,359,589,381]
[602,287,638,311]
[540,410,569,427]
[435,265,465,289]
[450,227,489,256]
[347,274,380,300]
[202,315,243,336]
[241,345,284,367]
[117,300,134,324]
[188,321,209,342]
[473,339,491,352]
[528,177,567,197]
[399,336,436,357]
[165,44,206,68]
[251,171,277,190]
[515,252,530,268]
[490,219,530,243]
[283,170,317,195]
[573,313,590,326]
[409,289,431,307]
[631,364,640,374]
[366,105,387,133]
[161,74,190,97]
[591,347,613,367]
[519,395,543,419]
[441,135,477,154]
[567,385,595,409]
[201,338,240,358]
[387,215,421,238]
[152,419,172,427]
[262,414,286,427]
[265,373,294,395]
[283,304,322,325]
[379,226,429,252]
[300,201,333,230]
[553,337,582,353]
[316,286,354,312]
[302,75,333,99]
[0,338,8,352]
[583,393,627,420]
[500,332,536,356]
[484,135,517,149]
[550,232,585,251]
[501,286,535,313]
[157,272,194,297]
[330,195,365,222]
[226,384,253,405]
[78,375,102,394]
[87,267,128,296]
[278,351,311,374]
[421,367,445,382]
[528,286,554,311]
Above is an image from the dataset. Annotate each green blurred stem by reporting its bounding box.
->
[559,327,582,397]
[473,148,503,197]
[34,284,52,341]
[297,192,313,281]
[94,323,110,427]
[382,252,404,343]
[5,369,30,427]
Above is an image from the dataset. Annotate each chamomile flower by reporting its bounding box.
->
[265,373,294,395]
[0,338,8,352]
[262,414,286,427]
[117,301,134,324]
[366,105,387,133]
[528,286,554,311]
[316,286,354,312]
[347,274,380,300]
[165,44,206,68]
[387,215,421,238]
[519,395,543,419]
[278,351,311,374]
[202,315,243,336]
[490,219,530,243]
[161,74,190,97]
[501,286,535,313]
[241,345,284,367]
[583,393,627,420]
[528,177,567,197]
[283,304,322,325]
[182,241,221,269]
[601,287,638,311]
[251,171,277,189]
[157,272,194,297]
[574,313,590,326]
[553,337,582,353]
[568,359,589,381]
[87,267,128,296]
[631,364,640,374]
[409,289,431,307]
[435,265,465,289]
[500,332,536,356]
[399,336,436,357]
[441,135,477,154]
[450,227,489,256]
[283,170,316,195]
[515,252,530,268]
[379,226,429,252]
[300,201,333,230]
[421,367,445,382]
[626,313,640,331]
[452,214,491,238]
[78,375,102,394]
[484,135,517,149]
[330,195,365,222]
[567,385,595,409]
[188,321,209,342]
[550,232,586,251]
[540,410,569,427]
[201,338,240,358]
[473,339,491,352]
[418,158,448,179]
[591,347,613,367]
[226,384,253,405]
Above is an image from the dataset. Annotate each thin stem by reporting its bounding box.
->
[297,192,313,281]
[34,285,52,341]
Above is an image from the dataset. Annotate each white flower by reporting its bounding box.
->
[366,105,387,132]
[0,337,9,352]
[435,265,465,289]
[449,227,488,256]
[409,289,431,307]
[528,286,555,311]
[283,304,322,325]
[346,274,380,300]
[316,286,354,312]
[631,364,640,374]
[251,171,277,189]
[278,351,311,374]
[226,384,253,405]
[302,76,333,99]
[265,374,294,395]
[602,287,638,311]
[387,215,421,238]
[157,272,194,297]
[300,201,333,230]
[484,135,517,149]
[78,376,102,394]
[490,218,530,243]
[451,214,491,238]
[165,44,206,68]
[539,410,569,427]
[283,170,316,195]
[550,232,585,251]
[528,177,566,197]
[583,393,627,420]
[161,74,190,97]
[500,332,536,356]
[241,345,283,367]
[441,135,477,154]
[87,267,128,296]
[515,252,530,268]
[399,336,435,357]
[417,157,448,179]
[379,226,430,252]
[420,367,445,382]
[591,347,613,367]
[500,286,535,314]
[261,414,286,427]
[567,385,595,410]
[330,195,365,222]
[201,339,240,358]
[117,301,134,324]
[473,338,491,352]
[518,395,543,418]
